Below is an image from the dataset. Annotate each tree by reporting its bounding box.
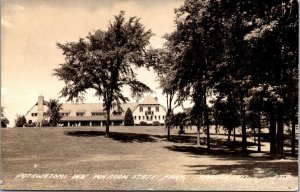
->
[166,0,226,151]
[145,47,179,141]
[15,115,26,127]
[243,0,298,158]
[46,99,63,126]
[1,107,9,128]
[54,11,152,136]
[168,112,190,135]
[124,108,134,126]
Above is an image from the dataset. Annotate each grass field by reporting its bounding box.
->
[1,126,298,190]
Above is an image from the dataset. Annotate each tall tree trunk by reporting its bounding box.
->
[253,128,256,144]
[197,118,200,146]
[233,127,236,143]
[269,106,277,158]
[291,117,296,157]
[228,128,231,149]
[258,111,261,152]
[204,89,210,152]
[166,94,172,142]
[240,95,247,156]
[276,105,284,158]
[106,108,110,137]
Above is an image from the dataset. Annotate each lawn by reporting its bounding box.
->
[1,126,298,191]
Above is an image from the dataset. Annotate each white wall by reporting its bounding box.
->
[132,104,166,125]
[25,105,48,123]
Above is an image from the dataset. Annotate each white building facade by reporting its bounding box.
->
[132,96,166,125]
[25,95,166,126]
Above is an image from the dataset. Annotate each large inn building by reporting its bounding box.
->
[25,95,167,126]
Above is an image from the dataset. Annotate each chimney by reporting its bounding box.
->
[37,95,44,125]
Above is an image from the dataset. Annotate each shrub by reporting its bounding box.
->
[153,121,160,126]
[15,115,27,127]
[140,121,147,126]
[124,108,134,126]
[1,117,9,128]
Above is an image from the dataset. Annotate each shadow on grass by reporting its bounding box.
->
[64,131,105,137]
[164,145,298,178]
[64,131,157,143]
[185,161,297,178]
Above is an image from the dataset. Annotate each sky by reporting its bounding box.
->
[1,0,185,126]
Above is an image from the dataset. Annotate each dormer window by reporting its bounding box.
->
[60,110,71,117]
[76,109,86,116]
[76,113,85,116]
[61,113,69,116]
[91,112,105,116]
[140,107,143,112]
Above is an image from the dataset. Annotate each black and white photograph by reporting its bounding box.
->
[1,0,298,191]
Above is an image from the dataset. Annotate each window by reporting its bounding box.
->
[142,116,144,120]
[140,107,143,112]
[139,116,141,120]
[61,113,70,117]
[158,116,160,120]
[91,112,99,116]
[146,116,149,120]
[76,113,85,116]
[155,116,156,120]
[148,107,151,111]
[162,115,165,120]
[150,116,153,120]
[31,113,38,117]
[156,106,159,112]
[134,116,136,120]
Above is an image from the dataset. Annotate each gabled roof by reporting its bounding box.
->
[140,96,159,105]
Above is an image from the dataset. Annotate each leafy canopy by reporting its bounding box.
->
[54,11,153,111]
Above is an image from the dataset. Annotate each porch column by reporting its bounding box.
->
[78,122,81,126]
[111,121,114,126]
[90,121,92,126]
[67,121,70,127]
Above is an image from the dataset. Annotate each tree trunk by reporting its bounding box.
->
[253,128,256,144]
[166,95,172,142]
[269,106,277,158]
[276,105,284,158]
[197,122,200,146]
[233,127,236,143]
[291,117,296,157]
[228,128,231,148]
[105,108,110,137]
[167,125,171,141]
[204,91,210,152]
[215,124,218,133]
[240,95,247,156]
[258,111,261,152]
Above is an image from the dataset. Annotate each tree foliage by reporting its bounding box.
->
[1,107,9,128]
[166,0,298,158]
[124,108,134,126]
[54,11,153,136]
[46,99,63,126]
[15,115,26,127]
